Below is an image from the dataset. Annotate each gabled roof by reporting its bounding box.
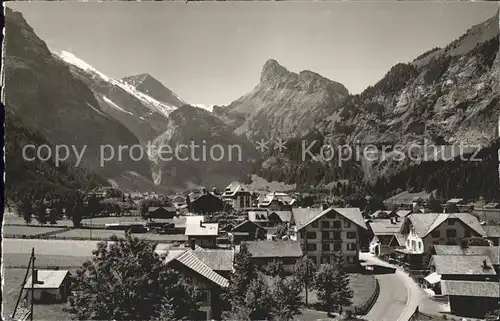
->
[192,249,234,272]
[430,255,496,275]
[396,210,412,218]
[432,245,499,265]
[164,250,229,287]
[446,198,464,204]
[149,206,176,212]
[405,213,485,237]
[24,270,69,289]
[231,220,264,232]
[484,225,500,238]
[245,240,303,258]
[295,207,368,231]
[258,193,295,206]
[369,220,404,235]
[269,210,292,222]
[291,208,321,229]
[222,182,252,197]
[185,222,218,236]
[441,280,500,298]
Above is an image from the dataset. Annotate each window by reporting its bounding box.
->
[326,212,336,219]
[464,230,471,238]
[347,232,356,239]
[446,229,457,238]
[322,243,330,251]
[344,220,351,228]
[334,243,341,251]
[310,256,317,265]
[347,243,357,251]
[448,219,456,225]
[321,221,330,229]
[321,256,330,264]
[418,242,422,250]
[333,221,342,229]
[431,230,440,238]
[333,232,341,240]
[300,231,305,238]
[306,244,317,252]
[312,221,318,228]
[307,232,317,240]
[322,231,330,239]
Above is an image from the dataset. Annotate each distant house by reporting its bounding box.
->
[244,240,303,274]
[163,249,228,320]
[248,210,270,227]
[431,245,500,275]
[368,218,404,256]
[485,203,500,209]
[398,213,486,269]
[444,198,465,212]
[428,255,497,282]
[484,225,500,246]
[229,220,267,245]
[190,189,224,214]
[192,249,235,279]
[185,220,219,249]
[222,182,253,209]
[291,207,368,268]
[384,190,435,210]
[23,270,70,303]
[258,192,297,211]
[147,206,177,219]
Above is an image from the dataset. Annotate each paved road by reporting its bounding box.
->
[360,253,420,321]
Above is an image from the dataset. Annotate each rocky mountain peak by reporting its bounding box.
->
[260,59,290,84]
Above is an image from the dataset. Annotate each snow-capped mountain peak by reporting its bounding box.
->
[59,51,111,81]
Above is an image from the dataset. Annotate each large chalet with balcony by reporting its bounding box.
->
[221,182,253,209]
[291,207,368,269]
[397,213,486,268]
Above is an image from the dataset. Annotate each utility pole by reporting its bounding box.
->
[30,248,35,321]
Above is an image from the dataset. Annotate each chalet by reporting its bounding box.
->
[185,219,219,249]
[248,210,270,227]
[258,192,297,211]
[222,182,253,209]
[397,213,486,268]
[368,218,404,256]
[484,225,500,246]
[444,198,465,212]
[189,189,224,214]
[430,245,500,275]
[191,249,235,279]
[442,281,499,318]
[23,270,70,303]
[428,255,497,282]
[244,240,303,274]
[485,203,500,209]
[229,220,267,245]
[147,206,177,219]
[163,249,228,320]
[291,207,368,268]
[383,190,435,210]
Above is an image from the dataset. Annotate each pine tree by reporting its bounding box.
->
[292,256,316,305]
[227,243,256,303]
[332,252,353,314]
[269,276,302,321]
[314,263,338,315]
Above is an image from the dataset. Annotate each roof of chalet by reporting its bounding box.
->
[148,206,176,212]
[192,249,234,272]
[384,190,435,205]
[163,250,228,287]
[430,255,496,275]
[446,198,464,204]
[484,225,500,238]
[405,213,485,238]
[231,220,265,232]
[185,222,218,236]
[24,270,69,289]
[369,219,404,235]
[432,245,500,265]
[294,207,368,231]
[258,193,296,206]
[222,182,252,197]
[269,210,292,222]
[441,280,500,298]
[244,240,303,258]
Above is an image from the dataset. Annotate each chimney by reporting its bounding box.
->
[395,216,399,222]
[212,187,217,194]
[322,203,329,210]
[33,269,38,284]
[390,218,395,224]
[190,239,196,250]
[202,188,207,194]
[200,220,203,227]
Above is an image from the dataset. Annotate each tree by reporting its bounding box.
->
[48,207,58,225]
[66,233,200,320]
[139,200,149,219]
[34,200,48,225]
[87,194,100,217]
[227,243,256,301]
[264,260,285,277]
[331,253,353,314]
[17,199,33,225]
[427,193,443,213]
[275,223,289,239]
[314,263,338,315]
[293,256,317,305]
[269,276,302,321]
[71,201,84,228]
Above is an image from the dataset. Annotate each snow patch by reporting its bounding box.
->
[59,51,111,81]
[192,104,215,112]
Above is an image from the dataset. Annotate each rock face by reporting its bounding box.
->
[122,73,186,108]
[150,105,258,189]
[256,13,500,188]
[58,52,178,145]
[213,59,349,141]
[4,9,152,181]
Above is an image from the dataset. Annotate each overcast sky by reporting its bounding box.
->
[6,1,498,106]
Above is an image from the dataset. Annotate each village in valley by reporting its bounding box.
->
[3,182,500,321]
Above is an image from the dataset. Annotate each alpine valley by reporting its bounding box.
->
[3,8,499,202]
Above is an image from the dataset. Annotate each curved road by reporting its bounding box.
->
[360,252,420,321]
